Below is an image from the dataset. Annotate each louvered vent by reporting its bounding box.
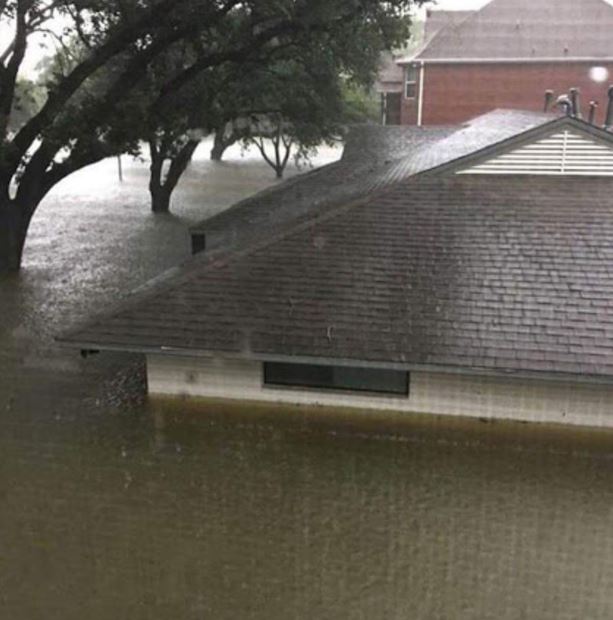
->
[458,130,613,176]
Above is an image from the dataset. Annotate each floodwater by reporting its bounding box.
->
[1,138,613,619]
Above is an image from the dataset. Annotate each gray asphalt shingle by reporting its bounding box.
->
[192,110,553,253]
[61,175,613,381]
[415,0,613,61]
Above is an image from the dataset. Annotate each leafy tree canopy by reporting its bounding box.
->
[0,0,423,271]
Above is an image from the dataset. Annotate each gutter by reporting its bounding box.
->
[57,339,613,388]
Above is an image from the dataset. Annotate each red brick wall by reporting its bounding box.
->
[400,62,613,126]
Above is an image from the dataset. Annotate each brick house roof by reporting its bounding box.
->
[412,0,613,62]
[375,51,404,92]
[60,174,613,382]
[423,9,475,42]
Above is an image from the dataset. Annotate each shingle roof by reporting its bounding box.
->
[375,109,555,187]
[191,110,554,253]
[191,124,455,252]
[423,9,475,42]
[60,175,613,382]
[414,0,613,61]
[375,51,404,89]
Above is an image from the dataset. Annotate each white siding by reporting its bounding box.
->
[147,355,613,429]
[458,129,613,176]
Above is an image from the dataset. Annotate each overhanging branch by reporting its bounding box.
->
[8,0,193,171]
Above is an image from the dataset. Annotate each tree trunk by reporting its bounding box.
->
[210,128,236,161]
[210,130,227,161]
[149,138,199,214]
[252,128,292,180]
[0,198,32,273]
[149,140,171,214]
[150,184,172,214]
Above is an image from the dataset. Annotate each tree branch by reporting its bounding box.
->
[163,138,199,192]
[22,138,112,207]
[151,19,303,113]
[0,1,28,138]
[252,136,277,171]
[0,39,16,66]
[151,6,358,114]
[8,0,193,171]
[63,3,94,50]
[27,0,65,31]
[281,136,293,170]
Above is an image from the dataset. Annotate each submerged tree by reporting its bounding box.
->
[210,83,380,164]
[208,13,394,171]
[248,115,295,179]
[143,2,403,207]
[212,54,346,179]
[207,57,371,176]
[141,48,216,213]
[0,0,419,272]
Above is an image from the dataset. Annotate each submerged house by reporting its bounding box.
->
[396,0,613,126]
[60,111,613,428]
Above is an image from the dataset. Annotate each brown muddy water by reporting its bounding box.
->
[1,140,613,620]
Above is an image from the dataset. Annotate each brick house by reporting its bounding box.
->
[396,0,613,126]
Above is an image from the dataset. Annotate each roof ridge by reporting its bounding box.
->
[190,159,344,233]
[413,5,480,61]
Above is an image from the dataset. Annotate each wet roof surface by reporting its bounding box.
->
[423,10,475,42]
[372,109,556,186]
[190,124,454,250]
[192,110,554,253]
[61,175,613,381]
[415,0,613,60]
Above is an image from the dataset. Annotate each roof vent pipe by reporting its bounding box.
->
[543,90,555,112]
[556,94,572,117]
[588,101,598,125]
[605,86,613,129]
[569,88,581,118]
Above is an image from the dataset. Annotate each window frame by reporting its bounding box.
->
[405,65,418,99]
[262,362,410,398]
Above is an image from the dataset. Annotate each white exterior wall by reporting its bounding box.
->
[146,354,613,429]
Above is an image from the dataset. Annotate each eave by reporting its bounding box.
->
[56,338,613,388]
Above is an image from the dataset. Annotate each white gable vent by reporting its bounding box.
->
[458,129,613,176]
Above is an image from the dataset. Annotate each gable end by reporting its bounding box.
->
[457,129,613,176]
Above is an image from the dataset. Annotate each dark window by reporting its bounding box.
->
[264,362,409,396]
[405,66,418,99]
